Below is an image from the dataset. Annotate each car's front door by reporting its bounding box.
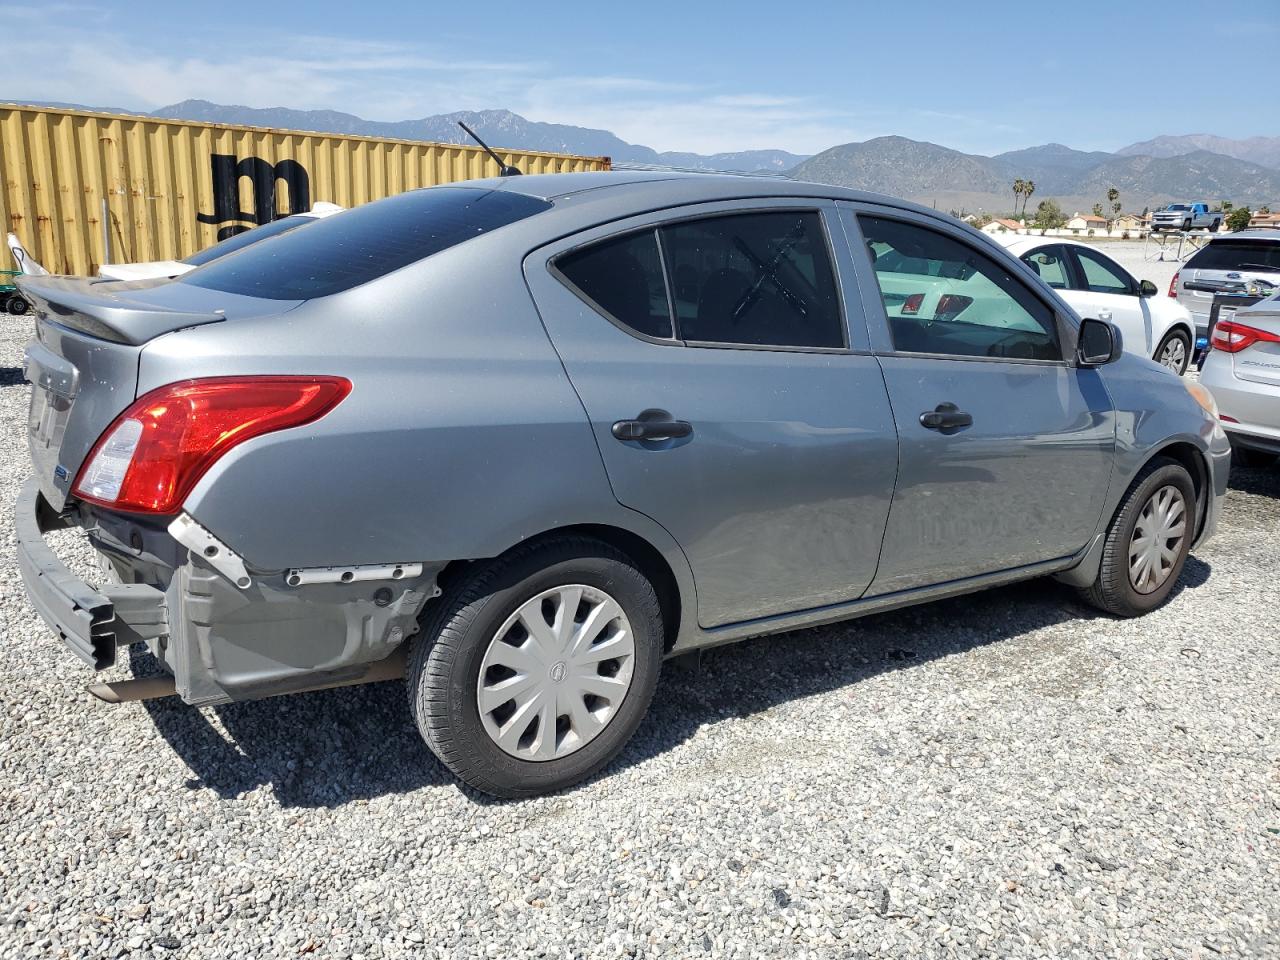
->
[843,206,1116,595]
[1063,245,1153,356]
[525,200,898,628]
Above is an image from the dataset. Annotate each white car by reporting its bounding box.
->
[7,202,343,282]
[1199,294,1280,467]
[997,236,1197,375]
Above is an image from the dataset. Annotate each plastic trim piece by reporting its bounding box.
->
[167,513,252,589]
[284,563,425,587]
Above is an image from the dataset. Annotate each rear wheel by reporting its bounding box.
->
[1209,220,1221,233]
[1154,329,1190,375]
[407,537,664,797]
[1079,457,1195,617]
[7,295,27,315]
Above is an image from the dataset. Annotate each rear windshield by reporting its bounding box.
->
[1186,240,1280,273]
[181,215,313,266]
[180,187,551,300]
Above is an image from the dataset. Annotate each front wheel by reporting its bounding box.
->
[1182,219,1192,232]
[1154,329,1190,375]
[1079,457,1196,617]
[407,537,664,798]
[6,295,27,315]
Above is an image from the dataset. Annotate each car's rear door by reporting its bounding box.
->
[525,198,898,628]
[839,204,1115,595]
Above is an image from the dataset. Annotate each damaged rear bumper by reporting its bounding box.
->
[15,477,166,670]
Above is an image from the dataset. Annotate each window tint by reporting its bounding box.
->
[556,231,672,339]
[181,188,551,300]
[661,211,843,348]
[860,215,1062,361]
[1185,240,1280,272]
[181,215,314,266]
[1021,246,1070,289]
[1073,247,1132,294]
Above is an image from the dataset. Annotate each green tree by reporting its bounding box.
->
[1223,201,1233,212]
[1032,198,1065,231]
[1022,180,1036,217]
[1012,179,1025,217]
[1107,187,1121,218]
[1261,205,1272,214]
[1226,207,1252,232]
[1092,202,1104,217]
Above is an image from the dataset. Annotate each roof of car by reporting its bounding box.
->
[463,170,938,215]
[1212,229,1280,242]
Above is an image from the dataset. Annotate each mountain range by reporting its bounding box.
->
[18,99,1280,211]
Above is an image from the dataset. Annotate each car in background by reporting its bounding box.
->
[1200,293,1280,466]
[6,203,344,282]
[15,173,1230,798]
[1151,203,1222,233]
[998,236,1196,374]
[1171,231,1280,341]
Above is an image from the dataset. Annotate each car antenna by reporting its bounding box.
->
[457,121,522,176]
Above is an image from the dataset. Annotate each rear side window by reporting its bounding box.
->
[1073,248,1133,295]
[556,231,672,339]
[181,188,551,300]
[1186,240,1280,273]
[554,210,845,349]
[662,212,843,348]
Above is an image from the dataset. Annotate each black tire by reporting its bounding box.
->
[1153,328,1191,375]
[7,296,27,315]
[407,536,664,798]
[1182,219,1192,232]
[1209,220,1221,233]
[1232,443,1276,468]
[1078,457,1196,617]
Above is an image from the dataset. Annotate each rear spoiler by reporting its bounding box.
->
[7,232,49,276]
[16,275,225,345]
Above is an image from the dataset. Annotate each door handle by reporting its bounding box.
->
[1098,310,1114,321]
[612,418,693,441]
[919,402,973,431]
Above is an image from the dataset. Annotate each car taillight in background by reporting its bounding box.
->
[74,376,352,514]
[934,294,973,321]
[901,293,925,315]
[1168,271,1179,298]
[1209,319,1280,354]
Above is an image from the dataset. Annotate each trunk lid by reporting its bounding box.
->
[1231,303,1280,388]
[19,275,299,509]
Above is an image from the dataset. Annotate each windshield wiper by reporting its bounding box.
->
[1235,263,1279,272]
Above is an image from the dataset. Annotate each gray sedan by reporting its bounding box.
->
[16,173,1230,797]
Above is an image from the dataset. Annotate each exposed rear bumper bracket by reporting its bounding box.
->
[16,477,168,670]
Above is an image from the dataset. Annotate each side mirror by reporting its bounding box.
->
[1078,318,1123,366]
[1139,279,1158,297]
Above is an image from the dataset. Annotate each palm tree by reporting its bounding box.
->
[1012,179,1025,217]
[1022,180,1036,218]
[1107,187,1120,219]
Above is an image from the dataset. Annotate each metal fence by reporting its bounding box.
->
[0,104,610,275]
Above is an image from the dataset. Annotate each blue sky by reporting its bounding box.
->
[9,0,1277,156]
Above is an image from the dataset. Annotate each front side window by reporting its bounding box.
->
[860,215,1062,361]
[1073,248,1133,295]
[1022,246,1071,290]
[660,211,844,348]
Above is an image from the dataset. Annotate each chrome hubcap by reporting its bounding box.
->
[477,584,635,761]
[1128,485,1186,594]
[1160,338,1186,371]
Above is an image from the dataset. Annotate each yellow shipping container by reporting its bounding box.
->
[0,103,610,275]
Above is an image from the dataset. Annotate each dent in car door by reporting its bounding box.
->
[525,200,899,628]
[842,205,1116,594]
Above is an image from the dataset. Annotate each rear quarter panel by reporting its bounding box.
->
[137,237,695,600]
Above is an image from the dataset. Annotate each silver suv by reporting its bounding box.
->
[1173,230,1280,340]
[16,173,1230,797]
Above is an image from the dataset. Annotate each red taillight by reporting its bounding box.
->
[1219,414,1239,423]
[73,376,352,514]
[1168,271,1179,298]
[1209,319,1280,354]
[935,294,973,319]
[901,293,925,315]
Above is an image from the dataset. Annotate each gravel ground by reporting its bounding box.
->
[1,314,1277,959]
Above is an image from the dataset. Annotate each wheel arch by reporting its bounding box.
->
[1145,440,1210,538]
[434,522,692,653]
